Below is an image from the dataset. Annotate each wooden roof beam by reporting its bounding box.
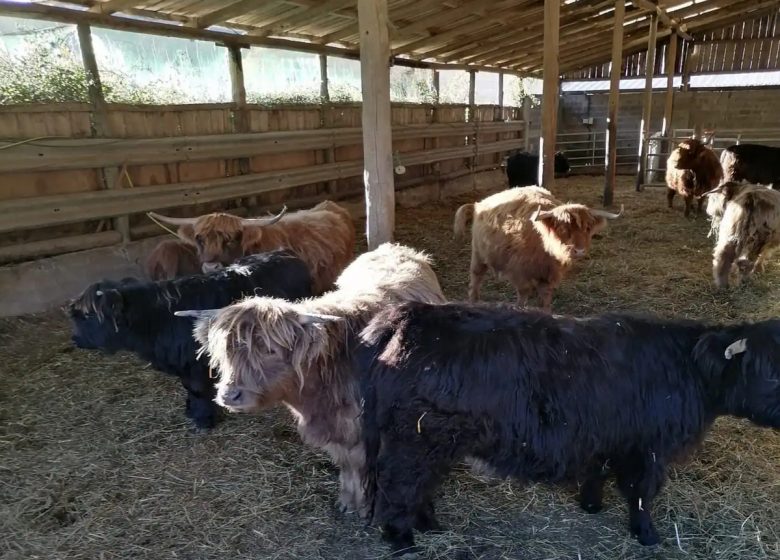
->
[250,0,355,38]
[391,0,523,47]
[440,0,627,64]
[193,0,263,29]
[89,0,141,14]
[391,5,531,56]
[632,0,693,40]
[480,10,652,66]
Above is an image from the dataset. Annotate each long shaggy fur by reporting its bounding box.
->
[454,186,612,310]
[193,243,446,515]
[172,200,355,294]
[143,238,200,281]
[666,138,723,217]
[68,251,312,430]
[720,144,780,185]
[357,302,780,555]
[707,182,780,288]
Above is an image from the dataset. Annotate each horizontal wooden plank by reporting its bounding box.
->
[0,121,525,173]
[0,140,517,233]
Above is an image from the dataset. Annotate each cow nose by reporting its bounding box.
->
[202,262,223,273]
[573,248,586,258]
[220,387,243,405]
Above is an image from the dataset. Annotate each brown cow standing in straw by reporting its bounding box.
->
[149,200,355,294]
[454,186,621,311]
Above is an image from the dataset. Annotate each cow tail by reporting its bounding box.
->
[453,203,475,241]
[361,372,381,524]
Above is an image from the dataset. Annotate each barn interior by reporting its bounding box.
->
[1,1,780,559]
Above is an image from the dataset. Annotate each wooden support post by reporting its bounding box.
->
[320,54,337,194]
[358,0,394,249]
[661,33,678,163]
[539,0,560,188]
[603,0,625,208]
[523,95,531,151]
[468,69,476,172]
[635,13,658,191]
[319,54,330,103]
[496,72,504,165]
[432,70,441,178]
[227,44,252,206]
[76,22,129,243]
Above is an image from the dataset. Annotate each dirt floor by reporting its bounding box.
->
[2,176,779,560]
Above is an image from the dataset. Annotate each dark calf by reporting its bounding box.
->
[68,251,312,430]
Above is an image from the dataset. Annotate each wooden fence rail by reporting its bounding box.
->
[0,130,524,234]
[0,121,525,173]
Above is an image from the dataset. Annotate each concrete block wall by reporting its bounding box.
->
[559,89,780,137]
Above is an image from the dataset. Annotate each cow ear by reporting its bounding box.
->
[101,289,124,312]
[178,224,195,241]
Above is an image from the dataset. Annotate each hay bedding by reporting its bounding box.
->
[1,177,779,560]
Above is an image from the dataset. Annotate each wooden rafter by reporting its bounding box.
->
[89,0,140,14]
[194,0,263,29]
[251,0,356,38]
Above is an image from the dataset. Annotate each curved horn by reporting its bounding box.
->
[724,338,747,359]
[240,206,288,227]
[174,309,221,319]
[531,206,555,222]
[698,186,723,199]
[297,312,344,325]
[590,204,624,220]
[148,211,198,226]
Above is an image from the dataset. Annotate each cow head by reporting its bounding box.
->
[148,208,287,273]
[554,152,571,177]
[68,279,139,351]
[531,203,622,261]
[694,320,780,429]
[178,297,342,413]
[673,138,708,170]
[701,181,746,220]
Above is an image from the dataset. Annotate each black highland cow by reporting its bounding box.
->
[505,151,571,187]
[358,302,780,556]
[69,251,312,430]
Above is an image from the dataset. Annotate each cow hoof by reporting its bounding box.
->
[636,530,661,546]
[580,501,603,514]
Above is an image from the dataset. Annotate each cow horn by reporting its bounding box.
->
[724,338,747,359]
[240,206,288,226]
[148,211,199,226]
[95,290,104,297]
[590,204,624,220]
[531,206,555,222]
[297,312,344,325]
[698,186,723,198]
[174,309,221,319]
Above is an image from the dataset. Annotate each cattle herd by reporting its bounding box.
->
[65,137,780,557]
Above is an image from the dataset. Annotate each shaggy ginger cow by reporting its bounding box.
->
[703,181,780,288]
[177,243,445,516]
[454,186,621,311]
[150,200,355,294]
[143,238,200,281]
[666,138,723,217]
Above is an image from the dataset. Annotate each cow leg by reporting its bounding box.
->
[415,500,442,533]
[737,239,768,281]
[614,453,666,546]
[537,284,554,313]
[468,254,488,302]
[713,239,738,289]
[683,195,693,218]
[375,439,451,557]
[666,188,675,209]
[180,368,218,431]
[696,196,705,216]
[578,461,611,514]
